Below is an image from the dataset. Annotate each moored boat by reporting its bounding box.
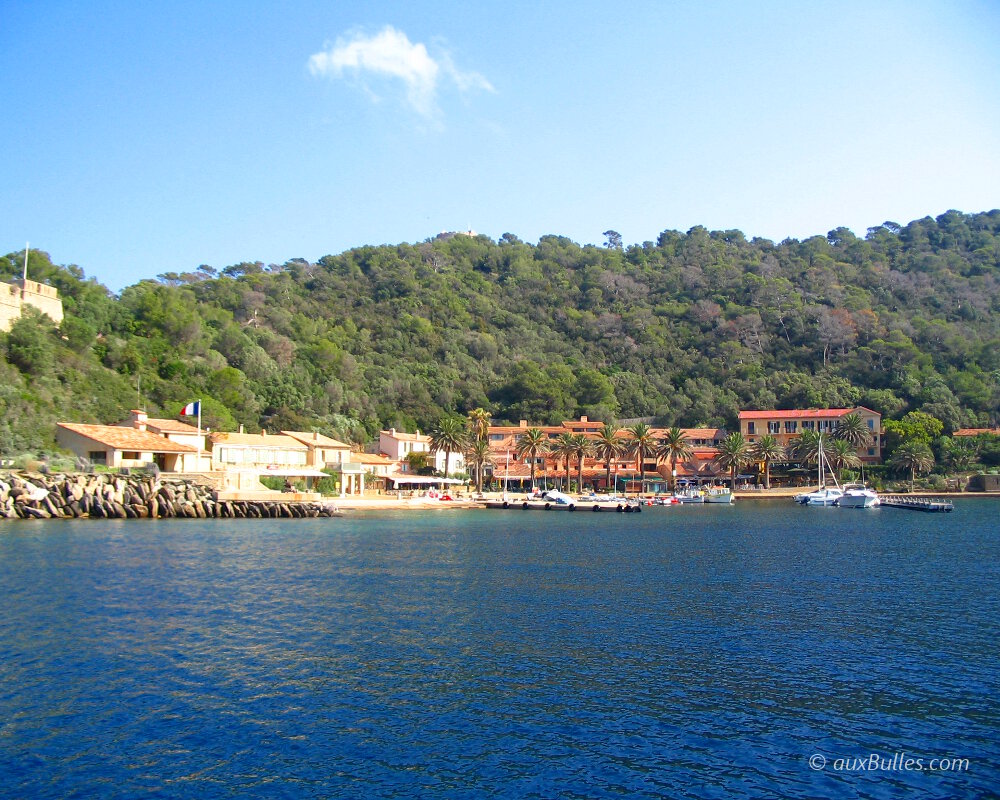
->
[672,487,705,504]
[837,483,880,508]
[703,486,734,504]
[794,434,842,506]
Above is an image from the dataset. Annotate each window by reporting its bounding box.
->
[802,421,815,431]
[867,419,875,430]
[868,448,876,457]
[747,422,756,434]
[88,450,107,465]
[768,421,780,434]
[784,421,797,433]
[122,451,140,460]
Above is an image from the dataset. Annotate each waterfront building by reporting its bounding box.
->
[738,406,882,461]
[379,428,466,475]
[484,416,730,493]
[56,423,199,472]
[281,430,354,470]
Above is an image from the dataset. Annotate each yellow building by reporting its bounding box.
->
[738,406,882,461]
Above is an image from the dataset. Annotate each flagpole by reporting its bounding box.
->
[197,400,202,472]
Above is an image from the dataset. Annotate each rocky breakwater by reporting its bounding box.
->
[0,472,342,520]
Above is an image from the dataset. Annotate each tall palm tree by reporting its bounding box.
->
[714,431,750,491]
[570,433,594,494]
[552,432,576,490]
[750,433,784,490]
[466,437,493,494]
[627,422,657,495]
[466,407,491,444]
[655,426,693,491]
[514,427,549,491]
[790,429,823,466]
[592,423,624,493]
[835,412,870,449]
[890,441,934,491]
[429,415,468,478]
[827,438,861,482]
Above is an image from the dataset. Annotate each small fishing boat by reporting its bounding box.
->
[703,486,734,504]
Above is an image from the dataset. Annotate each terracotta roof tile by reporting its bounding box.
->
[58,423,197,453]
[142,418,201,434]
[954,427,1000,436]
[739,408,854,420]
[282,431,353,448]
[208,432,306,448]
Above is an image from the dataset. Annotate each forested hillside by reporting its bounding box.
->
[2,210,999,458]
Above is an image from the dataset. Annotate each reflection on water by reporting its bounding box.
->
[1,502,998,798]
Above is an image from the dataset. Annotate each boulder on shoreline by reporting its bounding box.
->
[0,471,341,521]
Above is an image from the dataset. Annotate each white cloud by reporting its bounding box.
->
[309,26,493,118]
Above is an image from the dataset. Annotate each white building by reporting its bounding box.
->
[379,428,465,475]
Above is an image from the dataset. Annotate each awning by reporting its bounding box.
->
[257,467,330,478]
[387,475,465,486]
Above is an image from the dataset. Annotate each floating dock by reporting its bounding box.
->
[880,496,954,513]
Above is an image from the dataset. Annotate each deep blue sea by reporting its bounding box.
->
[1,500,998,799]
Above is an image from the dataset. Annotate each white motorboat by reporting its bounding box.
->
[672,487,705,503]
[805,487,844,506]
[703,486,734,504]
[837,483,880,508]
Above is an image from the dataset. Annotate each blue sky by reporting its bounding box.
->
[2,1,999,292]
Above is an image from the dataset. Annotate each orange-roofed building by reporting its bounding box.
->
[484,416,730,493]
[738,406,882,461]
[953,428,1000,437]
[56,422,199,472]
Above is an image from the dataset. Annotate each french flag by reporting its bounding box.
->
[181,400,200,416]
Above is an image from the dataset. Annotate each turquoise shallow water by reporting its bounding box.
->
[1,501,998,798]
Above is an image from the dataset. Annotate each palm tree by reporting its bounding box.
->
[835,412,870,450]
[714,431,750,491]
[890,441,934,491]
[827,438,861,482]
[429,415,468,478]
[466,437,493,494]
[627,422,657,495]
[514,427,549,491]
[467,407,491,444]
[655,427,693,492]
[570,433,594,494]
[592,423,624,493]
[552,432,576,491]
[750,434,784,490]
[790,429,822,466]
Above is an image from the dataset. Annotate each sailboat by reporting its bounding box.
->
[793,434,843,506]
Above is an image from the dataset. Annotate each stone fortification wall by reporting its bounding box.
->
[0,472,340,520]
[0,282,22,332]
[0,279,65,331]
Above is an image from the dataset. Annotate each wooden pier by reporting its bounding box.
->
[880,496,954,513]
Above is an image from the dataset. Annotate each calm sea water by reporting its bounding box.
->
[0,501,997,799]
